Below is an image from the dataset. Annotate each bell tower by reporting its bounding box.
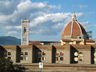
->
[21,18,29,45]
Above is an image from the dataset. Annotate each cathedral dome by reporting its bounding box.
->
[61,14,88,40]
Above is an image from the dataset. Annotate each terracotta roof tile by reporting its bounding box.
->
[86,40,95,42]
[61,20,88,40]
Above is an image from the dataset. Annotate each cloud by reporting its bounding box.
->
[5,26,21,30]
[79,5,88,9]
[6,31,18,36]
[0,0,84,38]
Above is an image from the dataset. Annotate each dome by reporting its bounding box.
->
[61,14,88,40]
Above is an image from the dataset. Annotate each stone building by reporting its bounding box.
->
[61,14,95,45]
[0,45,96,65]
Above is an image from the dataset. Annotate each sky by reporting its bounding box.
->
[0,0,96,41]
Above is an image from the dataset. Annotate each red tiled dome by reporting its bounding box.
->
[61,14,88,40]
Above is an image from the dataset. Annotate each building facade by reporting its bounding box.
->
[0,45,96,64]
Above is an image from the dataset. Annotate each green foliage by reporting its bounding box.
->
[0,57,23,72]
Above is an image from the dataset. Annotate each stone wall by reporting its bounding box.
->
[0,45,96,64]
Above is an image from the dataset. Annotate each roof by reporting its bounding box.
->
[0,45,17,50]
[29,41,61,45]
[62,39,73,42]
[71,45,91,50]
[36,45,52,50]
[61,14,88,40]
[86,40,95,42]
[18,45,32,49]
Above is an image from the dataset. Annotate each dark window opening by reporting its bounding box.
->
[25,52,28,55]
[76,41,80,44]
[21,52,23,55]
[42,57,45,61]
[56,57,58,61]
[8,52,11,55]
[60,57,63,61]
[24,27,26,34]
[8,57,11,59]
[20,57,23,60]
[79,59,82,61]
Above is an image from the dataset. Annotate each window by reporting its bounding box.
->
[25,52,28,55]
[56,57,58,61]
[21,52,23,55]
[24,27,26,34]
[20,57,23,60]
[79,52,83,57]
[8,52,11,55]
[8,57,11,59]
[76,41,80,44]
[42,57,45,61]
[60,57,63,61]
[79,59,82,61]
[42,52,45,55]
[79,37,81,39]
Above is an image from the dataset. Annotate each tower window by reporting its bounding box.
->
[24,27,26,34]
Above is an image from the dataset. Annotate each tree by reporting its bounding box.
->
[0,57,23,72]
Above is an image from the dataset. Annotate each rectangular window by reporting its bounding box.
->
[42,57,45,61]
[56,57,58,61]
[24,27,26,34]
[25,52,28,55]
[79,59,82,61]
[21,52,23,55]
[20,57,23,60]
[8,57,11,59]
[8,52,11,55]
